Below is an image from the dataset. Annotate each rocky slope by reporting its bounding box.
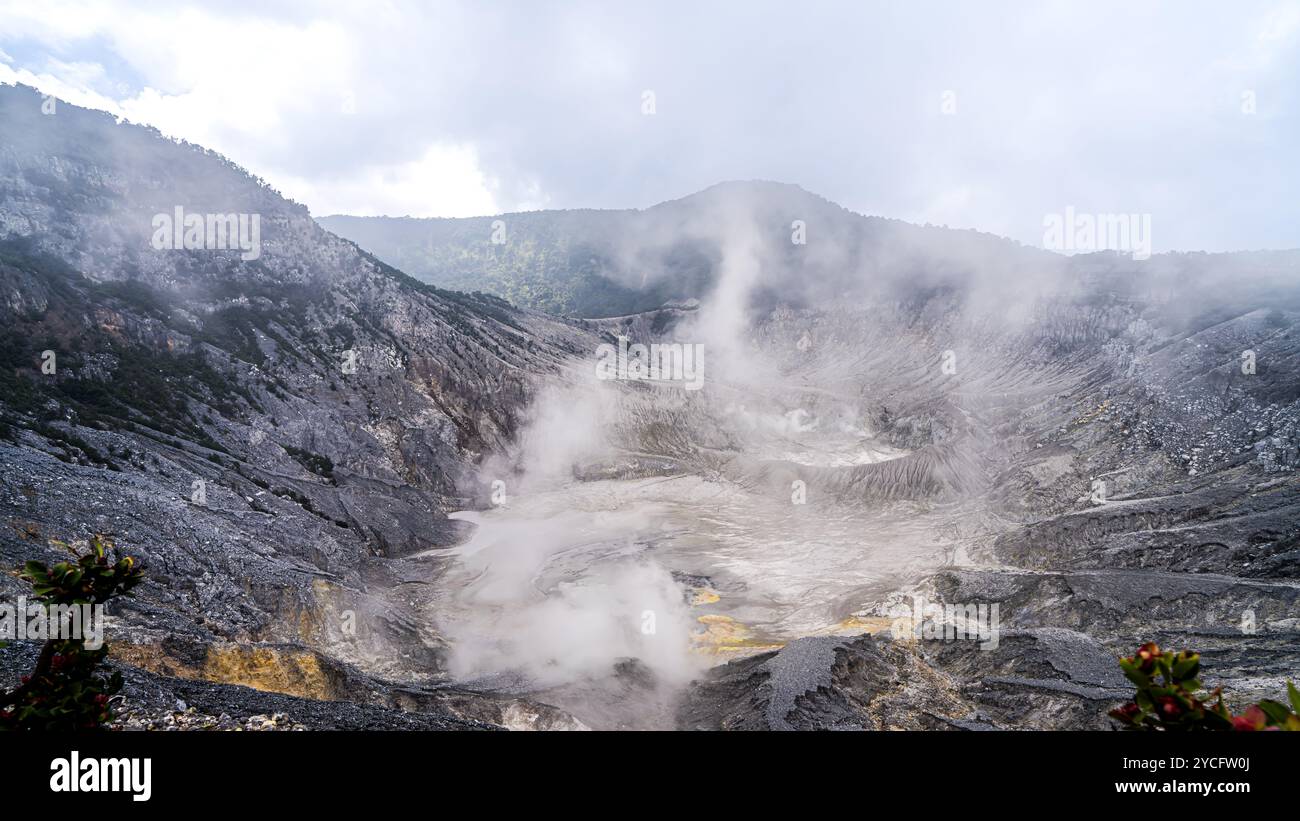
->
[669,259,1300,728]
[0,83,594,728]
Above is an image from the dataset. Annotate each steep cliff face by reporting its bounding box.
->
[0,84,594,726]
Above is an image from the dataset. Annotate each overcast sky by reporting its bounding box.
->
[1,0,1298,252]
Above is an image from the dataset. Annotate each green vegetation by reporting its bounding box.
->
[0,535,145,731]
[1110,642,1300,731]
[0,238,272,453]
[324,215,695,317]
[283,445,335,481]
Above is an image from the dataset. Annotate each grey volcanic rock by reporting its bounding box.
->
[917,629,1131,731]
[112,669,504,732]
[668,247,1300,730]
[678,629,1132,731]
[679,635,965,731]
[0,84,594,727]
[0,640,492,730]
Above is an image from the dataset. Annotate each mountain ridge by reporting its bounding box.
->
[318,179,1061,318]
[319,181,1300,320]
[0,81,596,728]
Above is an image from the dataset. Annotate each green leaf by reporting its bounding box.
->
[1120,658,1150,687]
[1253,701,1294,722]
[1256,700,1292,725]
[1287,681,1300,716]
[1172,655,1200,681]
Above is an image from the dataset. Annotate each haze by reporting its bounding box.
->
[2,0,1298,252]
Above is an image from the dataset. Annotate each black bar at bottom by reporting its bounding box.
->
[0,730,1286,809]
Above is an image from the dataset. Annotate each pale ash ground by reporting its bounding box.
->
[428,430,966,716]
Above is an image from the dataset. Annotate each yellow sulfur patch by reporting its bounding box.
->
[690,587,721,605]
[109,642,202,680]
[201,645,335,701]
[691,614,784,656]
[111,641,339,701]
[834,615,896,634]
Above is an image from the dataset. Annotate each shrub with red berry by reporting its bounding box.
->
[0,535,144,731]
[1109,642,1300,731]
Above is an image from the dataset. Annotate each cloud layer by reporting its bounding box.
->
[2,0,1298,251]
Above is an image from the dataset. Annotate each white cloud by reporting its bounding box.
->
[0,61,121,113]
[280,143,501,218]
[0,0,506,217]
[0,0,1297,249]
